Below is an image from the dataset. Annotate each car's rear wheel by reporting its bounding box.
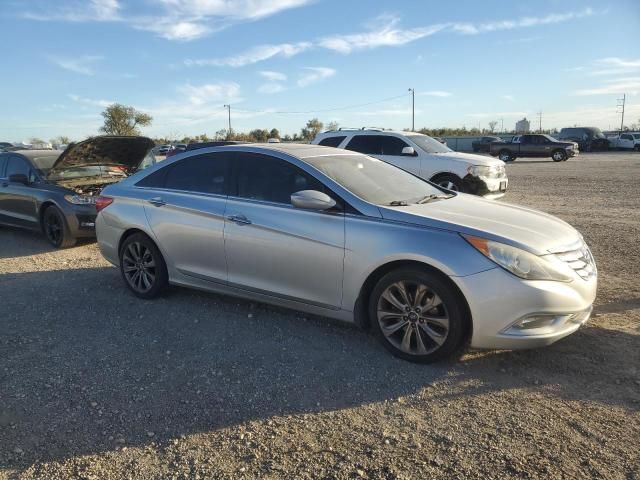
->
[119,232,168,299]
[42,206,76,248]
[552,149,567,162]
[498,149,514,162]
[432,174,464,192]
[369,268,468,363]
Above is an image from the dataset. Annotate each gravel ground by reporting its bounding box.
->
[1,152,639,479]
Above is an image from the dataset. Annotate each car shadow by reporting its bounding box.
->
[1,266,638,471]
[0,226,94,259]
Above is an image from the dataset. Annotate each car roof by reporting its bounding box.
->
[221,142,352,159]
[7,149,61,160]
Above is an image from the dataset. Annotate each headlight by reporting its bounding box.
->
[467,165,505,179]
[463,235,574,282]
[64,194,96,205]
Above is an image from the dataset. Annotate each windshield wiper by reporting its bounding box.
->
[416,194,454,204]
[388,200,409,206]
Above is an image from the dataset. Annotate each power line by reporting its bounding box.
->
[231,92,411,115]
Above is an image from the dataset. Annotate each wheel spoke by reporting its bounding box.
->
[400,324,414,352]
[418,322,447,346]
[381,289,407,312]
[421,315,450,330]
[413,284,428,307]
[393,282,412,307]
[381,318,409,337]
[141,271,151,290]
[123,265,137,273]
[414,327,428,354]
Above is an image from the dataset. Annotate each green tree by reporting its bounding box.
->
[300,118,323,141]
[269,128,280,139]
[100,103,152,136]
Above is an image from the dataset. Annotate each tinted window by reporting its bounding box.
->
[318,136,346,148]
[136,154,227,195]
[345,135,383,155]
[6,156,31,177]
[621,134,632,140]
[234,153,324,204]
[0,156,6,177]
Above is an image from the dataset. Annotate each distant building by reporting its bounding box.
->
[515,117,530,134]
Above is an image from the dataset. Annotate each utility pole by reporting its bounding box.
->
[223,104,232,139]
[408,88,415,131]
[500,118,504,133]
[617,94,626,134]
[537,111,542,133]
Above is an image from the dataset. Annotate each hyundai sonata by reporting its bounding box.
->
[95,144,596,362]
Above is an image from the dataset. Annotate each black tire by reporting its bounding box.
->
[432,173,464,193]
[369,268,469,363]
[42,205,76,248]
[552,149,567,162]
[119,232,168,299]
[498,149,514,162]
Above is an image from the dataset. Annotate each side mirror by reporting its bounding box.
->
[401,146,416,156]
[291,190,336,211]
[9,173,29,185]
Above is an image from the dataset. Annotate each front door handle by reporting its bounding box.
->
[148,197,166,207]
[226,214,252,225]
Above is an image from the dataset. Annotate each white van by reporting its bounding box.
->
[312,129,508,199]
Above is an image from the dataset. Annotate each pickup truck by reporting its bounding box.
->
[472,136,504,153]
[489,134,579,162]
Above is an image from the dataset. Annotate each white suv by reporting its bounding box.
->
[312,129,508,199]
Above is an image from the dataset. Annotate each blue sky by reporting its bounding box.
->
[1,0,639,141]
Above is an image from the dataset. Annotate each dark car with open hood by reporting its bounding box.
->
[0,135,155,247]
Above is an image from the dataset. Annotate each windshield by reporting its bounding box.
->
[305,154,444,205]
[30,153,61,175]
[406,134,452,154]
[48,165,128,181]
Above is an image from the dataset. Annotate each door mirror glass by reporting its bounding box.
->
[9,173,29,185]
[291,190,336,210]
[401,146,416,156]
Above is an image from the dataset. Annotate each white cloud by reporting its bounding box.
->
[421,91,452,98]
[297,67,336,87]
[451,7,596,34]
[157,0,311,19]
[258,83,286,94]
[260,71,287,82]
[178,82,241,105]
[68,94,114,108]
[574,77,640,96]
[186,42,312,67]
[24,0,121,22]
[137,20,212,41]
[48,55,102,76]
[319,15,447,54]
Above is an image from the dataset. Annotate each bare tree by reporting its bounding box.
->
[488,121,498,133]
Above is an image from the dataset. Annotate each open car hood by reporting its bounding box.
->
[50,136,154,173]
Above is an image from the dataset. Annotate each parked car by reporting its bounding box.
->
[165,143,188,159]
[95,143,596,363]
[608,132,640,151]
[0,136,155,248]
[558,127,609,151]
[490,134,579,162]
[155,144,172,155]
[0,142,14,151]
[312,129,507,199]
[472,136,505,153]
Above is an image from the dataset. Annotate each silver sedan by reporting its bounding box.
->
[95,144,597,363]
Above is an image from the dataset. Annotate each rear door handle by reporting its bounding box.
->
[226,214,252,225]
[148,197,166,207]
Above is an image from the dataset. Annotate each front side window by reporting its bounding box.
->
[318,136,346,148]
[345,135,385,155]
[6,157,31,178]
[305,153,443,205]
[233,153,324,204]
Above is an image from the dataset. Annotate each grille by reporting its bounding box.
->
[554,242,596,280]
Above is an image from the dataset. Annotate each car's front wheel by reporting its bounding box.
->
[369,268,468,363]
[432,174,464,192]
[42,205,76,248]
[552,149,568,162]
[119,232,168,299]
[498,149,515,162]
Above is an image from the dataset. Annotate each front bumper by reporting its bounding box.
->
[61,203,97,238]
[452,267,597,350]
[463,174,508,199]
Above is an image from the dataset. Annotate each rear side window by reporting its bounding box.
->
[318,136,346,148]
[346,135,410,155]
[136,153,228,195]
[232,152,324,204]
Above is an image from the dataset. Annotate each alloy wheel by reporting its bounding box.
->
[553,151,566,161]
[438,180,459,191]
[45,211,62,245]
[377,281,450,355]
[122,241,157,293]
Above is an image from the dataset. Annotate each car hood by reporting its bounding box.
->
[378,194,580,255]
[50,136,154,172]
[432,151,505,167]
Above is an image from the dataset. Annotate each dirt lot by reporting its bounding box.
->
[1,152,639,479]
